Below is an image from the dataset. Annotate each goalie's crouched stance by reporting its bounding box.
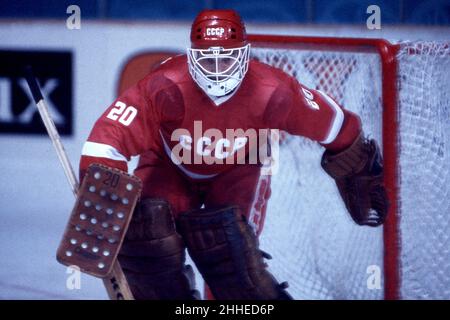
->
[177,206,292,300]
[118,199,200,300]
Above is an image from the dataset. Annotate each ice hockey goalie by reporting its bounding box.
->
[78,9,388,299]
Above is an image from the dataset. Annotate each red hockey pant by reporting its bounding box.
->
[134,151,270,235]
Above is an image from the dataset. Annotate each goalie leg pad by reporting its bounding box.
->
[177,206,292,300]
[118,198,199,300]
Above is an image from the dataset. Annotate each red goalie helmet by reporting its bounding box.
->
[190,9,248,49]
[187,10,251,97]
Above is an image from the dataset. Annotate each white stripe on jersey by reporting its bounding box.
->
[81,141,128,162]
[317,90,344,144]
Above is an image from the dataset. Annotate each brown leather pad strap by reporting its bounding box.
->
[56,164,142,278]
[177,206,292,300]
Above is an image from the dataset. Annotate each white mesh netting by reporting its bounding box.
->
[397,42,450,299]
[251,41,450,299]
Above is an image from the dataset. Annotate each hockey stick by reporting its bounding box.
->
[24,66,134,300]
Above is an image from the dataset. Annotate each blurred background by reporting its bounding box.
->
[0,0,449,299]
[1,0,449,24]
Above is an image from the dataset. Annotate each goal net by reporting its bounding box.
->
[250,36,450,300]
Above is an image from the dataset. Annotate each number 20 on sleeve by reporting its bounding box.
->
[106,101,138,126]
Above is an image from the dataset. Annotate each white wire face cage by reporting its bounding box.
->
[187,44,251,97]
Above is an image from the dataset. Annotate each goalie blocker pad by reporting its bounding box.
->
[57,164,142,277]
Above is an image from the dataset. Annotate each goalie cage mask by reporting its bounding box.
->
[187,9,251,97]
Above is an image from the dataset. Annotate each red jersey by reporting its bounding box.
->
[80,55,361,179]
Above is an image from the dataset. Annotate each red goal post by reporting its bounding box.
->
[118,36,449,300]
[248,34,401,300]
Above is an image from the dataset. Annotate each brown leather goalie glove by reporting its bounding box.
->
[321,133,389,227]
